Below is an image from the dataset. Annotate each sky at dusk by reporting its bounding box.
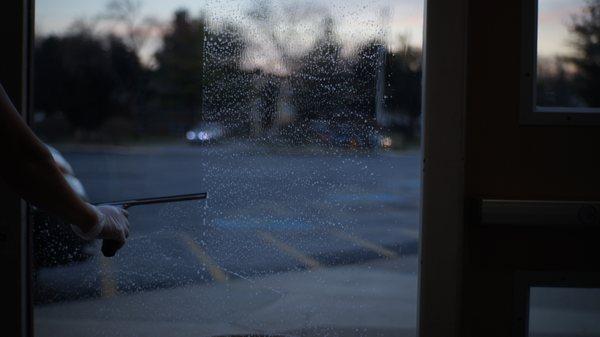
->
[36,0,423,45]
[36,0,586,60]
[538,0,588,57]
[36,0,423,48]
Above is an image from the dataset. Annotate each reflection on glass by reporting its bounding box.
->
[33,0,422,336]
[537,0,600,108]
[529,287,600,337]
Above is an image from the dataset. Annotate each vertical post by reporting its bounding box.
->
[375,45,388,127]
[419,0,468,336]
[0,0,33,336]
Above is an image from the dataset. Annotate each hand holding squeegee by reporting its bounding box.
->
[95,193,208,257]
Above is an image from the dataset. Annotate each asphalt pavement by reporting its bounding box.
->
[33,141,421,336]
[35,258,419,337]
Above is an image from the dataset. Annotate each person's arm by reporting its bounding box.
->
[0,84,100,230]
[0,83,129,251]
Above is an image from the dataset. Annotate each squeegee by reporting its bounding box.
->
[95,192,208,257]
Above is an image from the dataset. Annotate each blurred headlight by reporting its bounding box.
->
[197,131,209,140]
[186,131,197,141]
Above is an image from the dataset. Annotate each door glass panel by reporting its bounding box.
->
[537,0,600,108]
[32,1,423,336]
[529,287,600,337]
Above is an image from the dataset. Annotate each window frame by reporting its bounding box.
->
[418,0,467,336]
[0,0,35,336]
[520,0,600,125]
[17,0,460,336]
[514,271,600,337]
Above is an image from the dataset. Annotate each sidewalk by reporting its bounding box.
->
[35,258,418,337]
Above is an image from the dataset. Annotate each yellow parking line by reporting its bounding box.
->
[99,256,118,298]
[180,234,228,283]
[258,231,320,269]
[332,231,399,259]
[398,228,419,239]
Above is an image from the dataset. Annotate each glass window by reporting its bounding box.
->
[537,0,600,108]
[529,287,600,337]
[32,0,423,336]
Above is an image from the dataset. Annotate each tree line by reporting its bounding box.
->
[34,0,600,142]
[537,0,600,108]
[33,4,422,142]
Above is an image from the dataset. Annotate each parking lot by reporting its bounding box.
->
[33,141,421,335]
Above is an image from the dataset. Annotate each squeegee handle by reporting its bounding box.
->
[96,193,208,257]
[99,192,208,209]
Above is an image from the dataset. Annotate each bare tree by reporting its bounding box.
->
[246,1,329,74]
[566,0,600,107]
[101,0,160,54]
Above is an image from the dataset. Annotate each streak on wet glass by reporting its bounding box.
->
[32,0,422,336]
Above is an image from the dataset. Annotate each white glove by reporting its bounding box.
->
[71,205,130,246]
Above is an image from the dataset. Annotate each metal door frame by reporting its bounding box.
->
[419,0,468,336]
[3,0,473,336]
[0,1,35,336]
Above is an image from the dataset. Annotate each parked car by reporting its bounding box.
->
[33,145,93,268]
[369,129,394,149]
[327,123,392,149]
[186,122,226,144]
[309,119,334,144]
